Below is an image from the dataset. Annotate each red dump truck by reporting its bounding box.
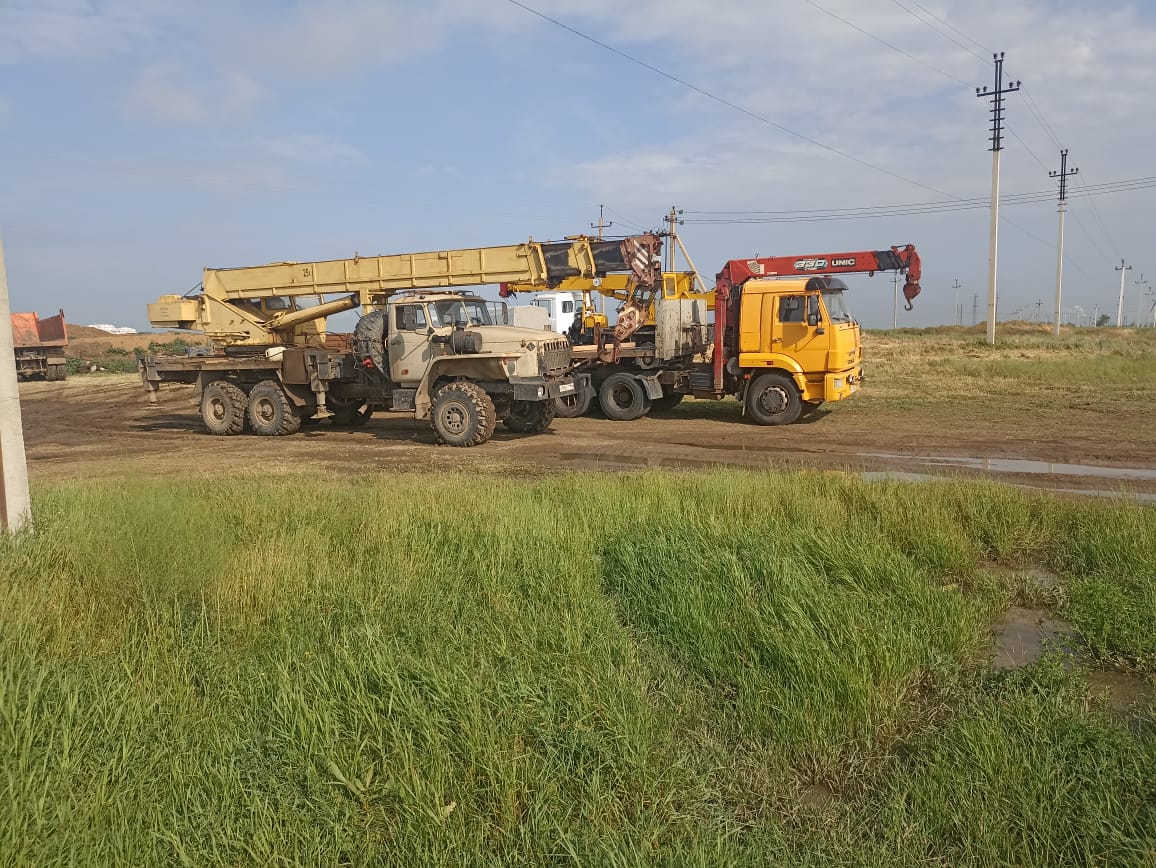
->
[11,310,68,381]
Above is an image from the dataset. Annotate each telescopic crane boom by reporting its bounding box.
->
[716,244,922,310]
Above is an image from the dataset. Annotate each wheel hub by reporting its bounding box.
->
[442,402,467,434]
[758,386,788,414]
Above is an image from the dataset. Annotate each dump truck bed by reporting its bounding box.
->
[11,310,68,348]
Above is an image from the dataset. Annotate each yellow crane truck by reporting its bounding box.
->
[505,244,923,424]
[139,234,662,446]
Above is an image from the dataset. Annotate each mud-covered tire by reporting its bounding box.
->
[555,387,593,418]
[598,372,651,422]
[649,393,683,413]
[745,372,802,426]
[201,380,248,435]
[353,309,388,373]
[504,399,556,434]
[431,381,496,446]
[247,380,302,436]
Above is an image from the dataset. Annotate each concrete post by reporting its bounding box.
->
[0,235,32,534]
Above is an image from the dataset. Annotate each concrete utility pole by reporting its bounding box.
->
[663,206,683,272]
[590,205,613,240]
[0,236,33,534]
[972,292,979,326]
[891,272,899,329]
[1134,273,1148,328]
[1050,149,1077,336]
[976,53,1020,345]
[1115,259,1132,327]
[952,279,962,325]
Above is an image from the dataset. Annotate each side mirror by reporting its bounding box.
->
[807,311,821,327]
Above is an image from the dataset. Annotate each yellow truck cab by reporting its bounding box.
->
[737,275,862,412]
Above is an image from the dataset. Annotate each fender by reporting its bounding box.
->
[414,352,520,418]
[736,351,808,393]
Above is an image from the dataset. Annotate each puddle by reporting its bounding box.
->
[992,606,1078,669]
[991,606,1153,715]
[1088,670,1154,714]
[557,452,738,472]
[864,452,1156,482]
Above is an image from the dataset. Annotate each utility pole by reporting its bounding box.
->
[952,279,962,325]
[1134,273,1148,327]
[663,206,683,272]
[1115,259,1132,327]
[1145,286,1156,327]
[977,53,1020,345]
[891,272,899,329]
[590,205,612,240]
[1035,298,1043,322]
[972,292,979,326]
[1050,149,1077,336]
[0,236,33,534]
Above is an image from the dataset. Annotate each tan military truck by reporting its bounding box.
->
[140,234,661,446]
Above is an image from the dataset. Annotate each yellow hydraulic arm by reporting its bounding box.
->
[148,234,662,346]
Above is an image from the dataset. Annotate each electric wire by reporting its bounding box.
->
[503,0,957,199]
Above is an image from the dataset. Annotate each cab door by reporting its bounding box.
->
[388,303,433,386]
[772,292,830,374]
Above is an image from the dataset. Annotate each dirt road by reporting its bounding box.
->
[17,374,1156,499]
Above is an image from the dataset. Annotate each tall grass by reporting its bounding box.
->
[0,473,1152,865]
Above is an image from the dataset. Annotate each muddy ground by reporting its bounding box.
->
[16,372,1156,500]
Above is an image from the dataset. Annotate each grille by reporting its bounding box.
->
[539,339,571,375]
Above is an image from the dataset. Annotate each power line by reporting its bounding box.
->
[894,0,991,59]
[503,0,957,199]
[805,0,968,85]
[887,0,989,63]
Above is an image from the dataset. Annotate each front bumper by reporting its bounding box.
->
[823,367,863,402]
[509,373,590,402]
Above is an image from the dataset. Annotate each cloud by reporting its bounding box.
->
[0,0,168,64]
[265,134,365,166]
[127,63,264,123]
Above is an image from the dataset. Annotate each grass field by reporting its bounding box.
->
[854,323,1156,420]
[1,473,1153,865]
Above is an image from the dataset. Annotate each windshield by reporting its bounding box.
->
[821,289,854,323]
[427,298,494,327]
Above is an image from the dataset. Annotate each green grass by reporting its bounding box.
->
[1,473,1153,865]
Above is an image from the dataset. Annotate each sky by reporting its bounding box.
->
[1,0,1154,331]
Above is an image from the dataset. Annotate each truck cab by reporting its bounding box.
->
[352,290,584,445]
[524,291,581,335]
[736,276,862,422]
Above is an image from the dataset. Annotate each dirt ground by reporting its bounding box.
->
[16,373,1156,500]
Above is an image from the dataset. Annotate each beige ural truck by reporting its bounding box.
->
[140,234,662,446]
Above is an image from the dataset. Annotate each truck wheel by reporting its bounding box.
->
[598,372,651,422]
[745,372,802,426]
[201,381,248,435]
[555,388,593,418]
[353,309,388,373]
[247,380,302,436]
[649,393,684,413]
[432,381,496,446]
[505,399,556,434]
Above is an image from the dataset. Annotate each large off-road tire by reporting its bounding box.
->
[247,380,302,436]
[649,393,684,413]
[201,380,248,435]
[745,372,802,426]
[353,309,388,373]
[504,399,556,434]
[598,372,651,422]
[555,387,593,418]
[431,381,497,447]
